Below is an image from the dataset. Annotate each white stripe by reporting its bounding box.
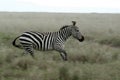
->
[20,36,33,43]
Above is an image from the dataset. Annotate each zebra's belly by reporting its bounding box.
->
[34,45,53,51]
[20,41,54,51]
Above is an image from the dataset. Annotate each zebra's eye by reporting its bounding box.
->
[76,30,79,32]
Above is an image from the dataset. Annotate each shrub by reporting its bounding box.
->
[12,57,35,70]
[98,36,120,47]
[59,66,70,80]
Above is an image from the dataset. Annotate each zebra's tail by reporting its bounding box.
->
[12,36,21,48]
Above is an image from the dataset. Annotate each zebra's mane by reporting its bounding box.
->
[60,25,70,30]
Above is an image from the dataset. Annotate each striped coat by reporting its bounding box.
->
[12,21,84,61]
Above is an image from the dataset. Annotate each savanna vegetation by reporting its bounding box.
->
[0,12,120,80]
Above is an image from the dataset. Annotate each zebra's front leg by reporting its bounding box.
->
[54,48,68,61]
[60,51,68,61]
[54,44,68,61]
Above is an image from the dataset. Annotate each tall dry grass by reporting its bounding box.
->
[0,12,120,80]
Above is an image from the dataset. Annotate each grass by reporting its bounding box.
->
[0,12,120,80]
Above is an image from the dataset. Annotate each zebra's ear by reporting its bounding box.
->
[72,21,76,26]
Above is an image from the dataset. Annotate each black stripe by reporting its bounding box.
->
[43,36,47,51]
[21,42,31,45]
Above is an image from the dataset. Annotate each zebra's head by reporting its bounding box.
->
[70,21,84,42]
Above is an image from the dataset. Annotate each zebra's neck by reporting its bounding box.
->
[59,28,72,41]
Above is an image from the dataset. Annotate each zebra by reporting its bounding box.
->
[12,21,84,61]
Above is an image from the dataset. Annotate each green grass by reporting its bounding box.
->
[0,12,120,80]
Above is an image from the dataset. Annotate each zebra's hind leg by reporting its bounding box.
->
[26,47,34,58]
[22,44,35,58]
[22,51,28,56]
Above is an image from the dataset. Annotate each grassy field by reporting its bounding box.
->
[0,12,120,80]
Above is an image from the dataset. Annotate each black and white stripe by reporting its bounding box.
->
[12,21,84,61]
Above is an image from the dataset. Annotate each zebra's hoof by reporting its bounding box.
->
[64,58,68,61]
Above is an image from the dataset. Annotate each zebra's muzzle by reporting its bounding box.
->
[78,36,84,42]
